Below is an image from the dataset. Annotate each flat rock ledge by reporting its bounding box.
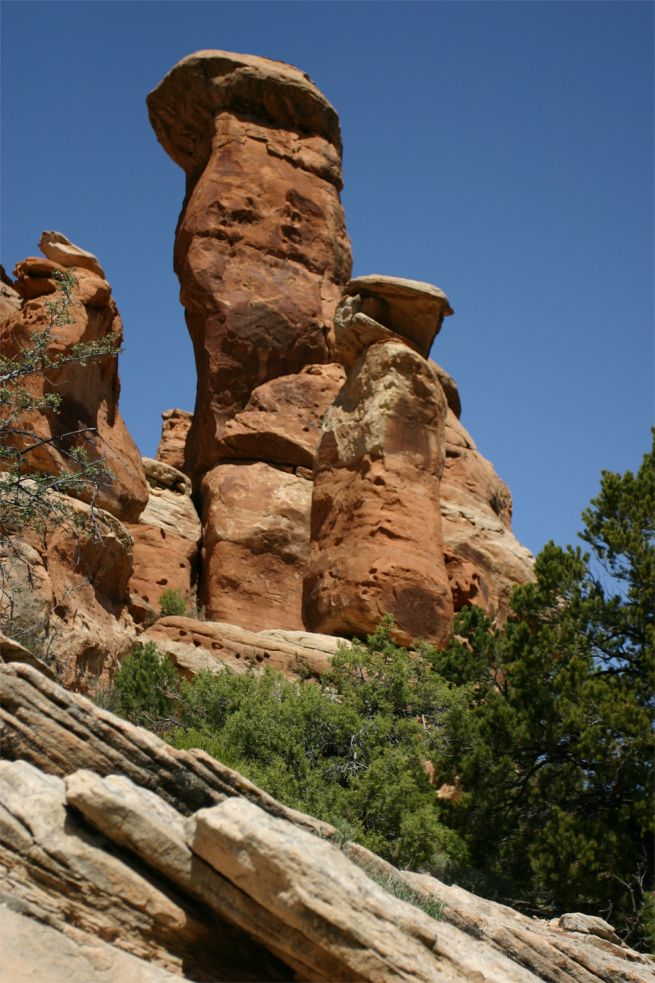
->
[0,661,653,983]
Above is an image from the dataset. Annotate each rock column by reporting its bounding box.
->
[148,51,351,630]
[147,50,351,476]
[303,276,455,646]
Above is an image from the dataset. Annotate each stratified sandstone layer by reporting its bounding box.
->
[142,616,344,681]
[3,238,148,522]
[147,50,352,477]
[1,662,651,983]
[305,278,455,645]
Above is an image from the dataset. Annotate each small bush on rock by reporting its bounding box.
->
[159,588,187,618]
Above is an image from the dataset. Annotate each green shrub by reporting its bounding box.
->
[159,588,187,618]
[108,641,179,728]
[99,434,654,948]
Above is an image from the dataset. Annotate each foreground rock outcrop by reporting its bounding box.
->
[1,662,651,982]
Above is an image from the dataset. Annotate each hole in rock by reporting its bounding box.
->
[157,579,168,585]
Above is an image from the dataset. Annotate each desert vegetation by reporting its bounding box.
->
[103,433,654,950]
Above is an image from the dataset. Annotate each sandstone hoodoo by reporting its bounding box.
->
[147,50,352,478]
[304,276,456,645]
[3,235,148,522]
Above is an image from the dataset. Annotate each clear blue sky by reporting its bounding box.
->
[2,1,652,557]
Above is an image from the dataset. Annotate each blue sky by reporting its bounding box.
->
[1,1,652,557]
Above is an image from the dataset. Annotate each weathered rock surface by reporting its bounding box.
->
[142,616,343,680]
[441,406,535,617]
[3,240,148,522]
[340,275,454,359]
[0,904,179,983]
[0,266,21,325]
[1,493,136,689]
[127,458,201,614]
[39,229,106,277]
[305,338,454,645]
[200,461,312,630]
[156,409,193,472]
[215,362,345,469]
[1,662,651,983]
[147,50,352,477]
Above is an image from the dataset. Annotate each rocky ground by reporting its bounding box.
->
[1,659,653,982]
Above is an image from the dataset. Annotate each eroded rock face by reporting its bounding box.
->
[142,616,343,681]
[304,338,454,646]
[2,242,148,522]
[441,406,535,617]
[147,50,352,477]
[156,409,193,472]
[200,462,312,630]
[215,362,345,469]
[127,458,201,617]
[1,663,651,983]
[0,494,136,689]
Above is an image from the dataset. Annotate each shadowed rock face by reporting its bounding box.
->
[147,51,352,478]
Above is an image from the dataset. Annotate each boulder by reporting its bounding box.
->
[3,241,148,522]
[38,230,106,277]
[1,493,136,689]
[215,362,345,469]
[304,339,454,646]
[147,51,352,476]
[155,409,193,472]
[341,274,453,359]
[199,462,312,630]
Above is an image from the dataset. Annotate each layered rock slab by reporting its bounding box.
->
[147,50,352,477]
[304,339,454,645]
[1,663,651,983]
[142,616,343,681]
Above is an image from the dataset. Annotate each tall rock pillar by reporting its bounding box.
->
[147,51,352,476]
[303,276,455,646]
[148,51,351,630]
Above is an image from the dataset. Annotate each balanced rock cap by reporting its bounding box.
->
[147,49,342,176]
[39,231,105,279]
[341,275,454,358]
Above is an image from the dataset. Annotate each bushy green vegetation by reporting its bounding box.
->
[105,435,654,948]
[159,588,187,618]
